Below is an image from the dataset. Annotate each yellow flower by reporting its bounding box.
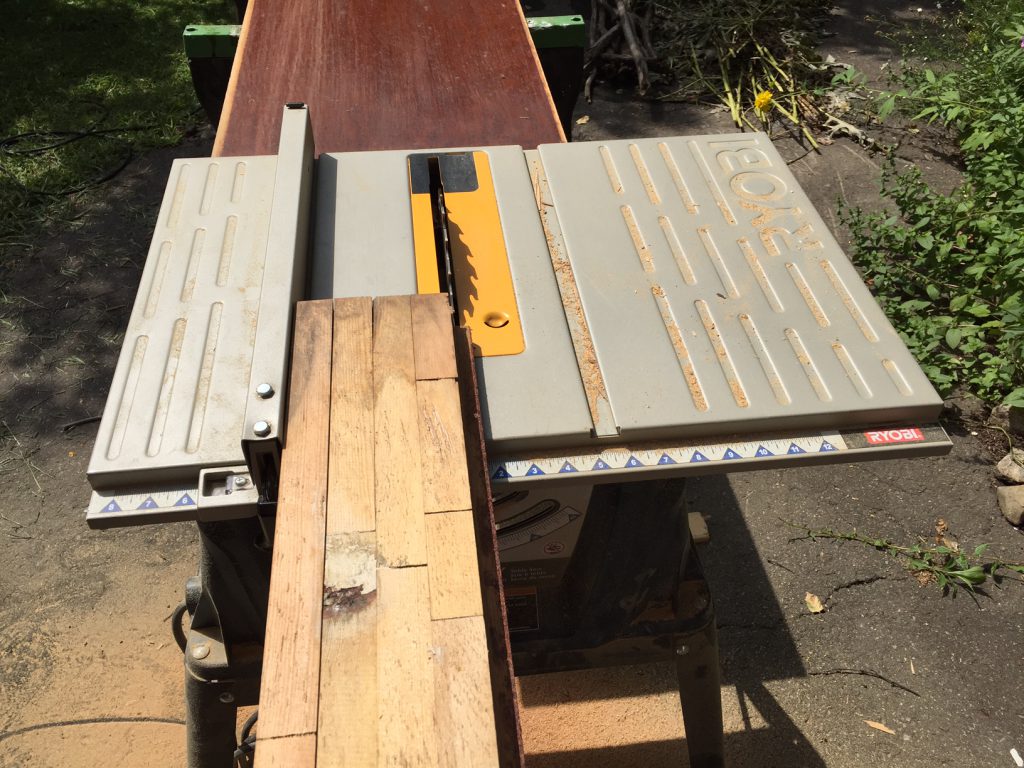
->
[754,90,774,115]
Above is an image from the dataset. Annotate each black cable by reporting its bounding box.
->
[170,601,189,653]
[0,716,184,743]
[235,738,256,767]
[0,105,135,197]
[239,710,258,743]
[0,103,202,197]
[234,710,258,767]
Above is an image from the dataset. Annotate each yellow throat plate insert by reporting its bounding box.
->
[408,151,524,356]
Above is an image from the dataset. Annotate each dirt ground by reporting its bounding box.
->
[1,2,1022,766]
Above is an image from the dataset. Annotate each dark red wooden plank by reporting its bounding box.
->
[215,0,565,157]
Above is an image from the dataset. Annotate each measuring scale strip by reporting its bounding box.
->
[490,432,847,482]
[88,488,199,516]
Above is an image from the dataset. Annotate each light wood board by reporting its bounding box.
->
[261,294,511,767]
[258,299,333,741]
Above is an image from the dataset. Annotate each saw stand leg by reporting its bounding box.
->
[185,638,238,767]
[675,617,724,768]
[181,519,271,768]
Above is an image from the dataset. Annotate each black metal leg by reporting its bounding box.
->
[676,619,725,768]
[178,519,269,768]
[185,659,238,768]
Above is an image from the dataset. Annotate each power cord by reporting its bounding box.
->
[0,104,202,197]
[170,601,189,653]
[235,710,258,767]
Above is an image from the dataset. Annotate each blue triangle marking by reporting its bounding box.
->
[723,448,742,460]
[755,445,773,457]
[492,466,510,480]
[690,451,709,463]
[658,453,677,465]
[787,443,806,454]
[625,455,644,468]
[592,458,611,470]
[559,461,578,473]
[525,464,545,476]
[137,496,158,510]
[173,493,196,507]
[101,499,122,513]
[819,440,837,452]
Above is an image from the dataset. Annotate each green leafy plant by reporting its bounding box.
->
[785,521,1024,595]
[840,6,1024,406]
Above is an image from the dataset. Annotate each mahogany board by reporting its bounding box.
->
[215,0,565,157]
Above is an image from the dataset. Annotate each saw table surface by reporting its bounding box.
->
[215,0,564,157]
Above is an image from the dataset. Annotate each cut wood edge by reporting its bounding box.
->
[453,327,525,768]
[211,0,256,156]
[512,0,567,143]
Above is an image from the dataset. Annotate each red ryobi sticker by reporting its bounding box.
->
[864,428,925,445]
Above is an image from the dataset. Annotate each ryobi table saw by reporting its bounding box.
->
[85,106,950,766]
[87,106,947,528]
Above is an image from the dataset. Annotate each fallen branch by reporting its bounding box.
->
[810,668,920,697]
[584,0,655,99]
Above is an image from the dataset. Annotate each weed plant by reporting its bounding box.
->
[841,3,1024,406]
[651,0,834,141]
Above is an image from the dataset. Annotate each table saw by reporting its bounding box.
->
[85,105,950,766]
[86,105,947,525]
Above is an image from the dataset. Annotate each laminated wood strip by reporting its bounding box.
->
[376,565,438,766]
[328,297,375,534]
[416,378,473,514]
[317,530,379,767]
[425,510,485,621]
[255,733,318,767]
[411,294,458,381]
[267,297,517,768]
[258,299,333,743]
[372,295,428,567]
[432,615,501,767]
[318,298,378,765]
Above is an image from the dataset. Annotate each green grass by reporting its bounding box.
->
[0,0,231,243]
